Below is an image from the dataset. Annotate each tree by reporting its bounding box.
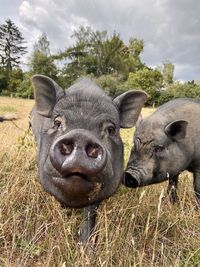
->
[0,67,7,93]
[158,81,200,105]
[0,19,27,88]
[30,33,57,80]
[160,60,174,85]
[57,26,145,86]
[95,72,125,96]
[123,67,163,105]
[33,32,50,55]
[15,72,33,98]
[127,38,144,73]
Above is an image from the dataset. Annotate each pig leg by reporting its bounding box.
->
[80,204,99,246]
[193,171,200,205]
[167,175,179,204]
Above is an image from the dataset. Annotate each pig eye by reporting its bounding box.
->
[154,145,165,153]
[54,118,62,129]
[107,125,116,136]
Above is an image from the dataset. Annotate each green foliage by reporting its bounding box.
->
[127,38,144,73]
[57,26,144,87]
[157,89,175,105]
[15,73,33,98]
[158,60,174,85]
[95,73,125,96]
[122,67,163,105]
[1,21,199,106]
[158,81,200,105]
[1,68,23,95]
[0,70,7,93]
[0,19,27,89]
[33,32,50,55]
[29,33,58,81]
[30,51,57,78]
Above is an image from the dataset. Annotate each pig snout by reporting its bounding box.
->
[123,168,141,188]
[50,129,107,177]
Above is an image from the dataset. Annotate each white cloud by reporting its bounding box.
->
[1,0,200,80]
[19,1,49,27]
[19,0,90,52]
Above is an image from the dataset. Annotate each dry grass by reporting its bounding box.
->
[0,97,199,267]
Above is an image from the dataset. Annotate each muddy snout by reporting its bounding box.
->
[50,129,107,177]
[123,168,141,188]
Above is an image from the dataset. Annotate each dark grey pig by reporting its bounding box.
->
[31,75,147,244]
[124,98,200,204]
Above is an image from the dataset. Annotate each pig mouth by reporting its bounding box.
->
[64,172,90,181]
[52,172,96,185]
[51,172,102,207]
[123,169,141,188]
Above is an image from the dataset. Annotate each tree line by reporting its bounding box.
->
[0,19,200,106]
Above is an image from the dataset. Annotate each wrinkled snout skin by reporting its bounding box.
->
[31,75,147,208]
[124,98,200,202]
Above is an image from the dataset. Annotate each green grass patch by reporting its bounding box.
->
[0,105,18,113]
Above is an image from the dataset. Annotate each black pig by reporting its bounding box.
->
[31,75,147,244]
[124,98,200,204]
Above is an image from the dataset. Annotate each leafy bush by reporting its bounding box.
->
[158,82,200,105]
[95,73,125,96]
[15,73,33,98]
[0,68,24,96]
[121,67,163,105]
[0,73,7,92]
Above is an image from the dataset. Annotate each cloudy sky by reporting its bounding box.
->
[1,0,200,81]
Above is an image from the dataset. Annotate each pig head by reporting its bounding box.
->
[123,98,200,204]
[31,75,147,208]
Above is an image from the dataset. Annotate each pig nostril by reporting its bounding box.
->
[86,143,101,158]
[59,141,74,155]
[123,172,139,188]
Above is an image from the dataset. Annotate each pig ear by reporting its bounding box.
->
[165,120,188,141]
[32,75,65,117]
[113,90,147,128]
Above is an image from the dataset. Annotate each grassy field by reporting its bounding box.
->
[0,97,199,267]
